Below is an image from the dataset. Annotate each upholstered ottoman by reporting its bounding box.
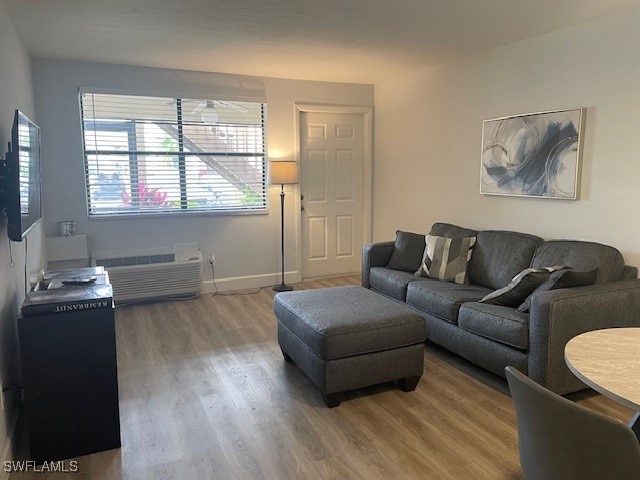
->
[274,285,426,407]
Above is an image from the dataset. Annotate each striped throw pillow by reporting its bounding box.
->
[416,235,476,284]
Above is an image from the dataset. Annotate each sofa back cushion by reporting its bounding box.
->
[467,231,544,290]
[530,240,625,283]
[430,222,478,239]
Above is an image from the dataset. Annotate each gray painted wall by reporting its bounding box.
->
[374,8,640,267]
[32,59,374,289]
[0,1,45,467]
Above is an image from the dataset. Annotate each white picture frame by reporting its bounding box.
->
[480,108,585,200]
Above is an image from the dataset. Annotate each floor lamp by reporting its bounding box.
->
[270,161,299,292]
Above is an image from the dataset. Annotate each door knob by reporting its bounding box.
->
[301,194,304,201]
[301,205,305,212]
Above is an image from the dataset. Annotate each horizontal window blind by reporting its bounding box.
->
[17,120,37,215]
[80,93,267,216]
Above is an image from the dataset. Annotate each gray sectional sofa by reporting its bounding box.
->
[362,222,640,394]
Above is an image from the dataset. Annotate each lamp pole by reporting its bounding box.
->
[274,184,292,292]
[270,160,298,292]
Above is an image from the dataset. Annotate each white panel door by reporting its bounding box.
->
[301,112,364,278]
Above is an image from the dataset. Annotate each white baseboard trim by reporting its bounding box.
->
[0,411,18,480]
[203,271,302,293]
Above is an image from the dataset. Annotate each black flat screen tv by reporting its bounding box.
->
[4,110,42,241]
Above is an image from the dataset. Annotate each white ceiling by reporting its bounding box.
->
[5,0,640,84]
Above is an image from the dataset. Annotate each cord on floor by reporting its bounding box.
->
[210,263,269,296]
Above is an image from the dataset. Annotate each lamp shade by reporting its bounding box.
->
[270,161,299,185]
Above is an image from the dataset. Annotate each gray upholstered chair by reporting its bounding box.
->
[505,366,640,480]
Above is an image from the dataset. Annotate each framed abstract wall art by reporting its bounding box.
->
[480,108,584,200]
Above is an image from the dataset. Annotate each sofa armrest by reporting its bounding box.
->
[528,279,640,394]
[361,241,395,288]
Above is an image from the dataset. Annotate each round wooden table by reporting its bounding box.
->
[565,327,640,437]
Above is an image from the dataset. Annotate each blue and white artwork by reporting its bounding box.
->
[480,108,583,199]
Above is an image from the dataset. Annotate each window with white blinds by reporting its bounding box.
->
[80,92,267,216]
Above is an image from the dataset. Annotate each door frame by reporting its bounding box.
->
[294,103,373,279]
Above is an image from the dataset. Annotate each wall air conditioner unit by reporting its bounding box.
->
[92,249,203,304]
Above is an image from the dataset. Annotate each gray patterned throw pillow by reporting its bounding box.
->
[479,267,551,307]
[517,268,598,313]
[416,234,476,284]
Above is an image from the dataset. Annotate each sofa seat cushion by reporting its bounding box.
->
[531,240,625,283]
[369,267,427,301]
[406,280,493,324]
[458,303,530,350]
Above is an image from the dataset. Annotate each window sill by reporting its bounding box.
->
[87,208,269,221]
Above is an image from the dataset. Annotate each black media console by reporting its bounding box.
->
[19,267,121,463]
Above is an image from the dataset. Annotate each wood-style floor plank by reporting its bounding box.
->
[9,275,634,479]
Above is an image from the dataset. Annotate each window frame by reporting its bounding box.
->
[79,91,269,219]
